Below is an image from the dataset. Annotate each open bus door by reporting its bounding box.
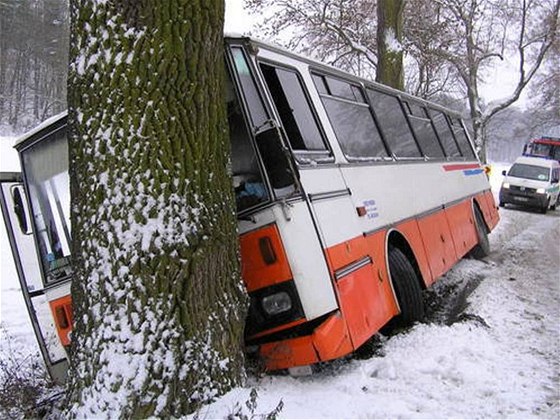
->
[0,172,69,384]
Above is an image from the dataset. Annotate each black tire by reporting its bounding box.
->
[499,201,505,208]
[470,206,490,259]
[387,247,424,328]
[541,199,549,214]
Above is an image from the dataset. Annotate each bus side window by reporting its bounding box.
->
[226,77,270,212]
[449,117,476,159]
[366,89,421,158]
[230,47,269,130]
[404,101,445,158]
[229,46,298,200]
[312,73,388,160]
[259,63,330,160]
[428,108,462,158]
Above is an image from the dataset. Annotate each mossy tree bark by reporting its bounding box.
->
[66,0,247,417]
[376,0,405,90]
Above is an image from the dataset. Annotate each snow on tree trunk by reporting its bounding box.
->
[376,0,405,90]
[65,0,247,417]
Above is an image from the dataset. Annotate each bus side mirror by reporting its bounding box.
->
[501,170,507,176]
[11,185,32,235]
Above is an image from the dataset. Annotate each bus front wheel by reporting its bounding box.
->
[387,247,424,328]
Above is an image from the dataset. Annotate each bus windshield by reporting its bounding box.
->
[21,130,72,283]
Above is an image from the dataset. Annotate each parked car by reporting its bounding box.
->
[499,156,560,213]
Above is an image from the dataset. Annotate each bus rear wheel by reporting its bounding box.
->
[470,206,490,259]
[387,247,424,328]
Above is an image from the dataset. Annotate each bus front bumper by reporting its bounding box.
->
[256,311,353,371]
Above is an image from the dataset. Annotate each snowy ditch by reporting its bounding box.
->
[1,152,559,418]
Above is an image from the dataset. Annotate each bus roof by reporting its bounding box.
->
[235,36,466,119]
[14,111,67,150]
[16,35,467,150]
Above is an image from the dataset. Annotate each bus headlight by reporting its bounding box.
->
[536,188,546,194]
[502,182,510,189]
[262,292,292,315]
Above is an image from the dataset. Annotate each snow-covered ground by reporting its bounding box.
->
[0,142,558,419]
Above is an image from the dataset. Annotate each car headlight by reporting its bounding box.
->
[502,182,510,189]
[536,188,546,194]
[262,292,292,315]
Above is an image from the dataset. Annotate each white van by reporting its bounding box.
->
[499,156,560,213]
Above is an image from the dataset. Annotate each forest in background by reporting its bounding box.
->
[0,0,68,131]
[0,0,557,163]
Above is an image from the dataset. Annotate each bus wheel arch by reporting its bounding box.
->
[384,230,426,329]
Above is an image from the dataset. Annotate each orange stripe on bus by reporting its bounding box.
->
[394,219,434,287]
[325,236,369,275]
[312,311,353,361]
[417,210,457,280]
[259,312,354,371]
[260,335,319,371]
[445,201,479,260]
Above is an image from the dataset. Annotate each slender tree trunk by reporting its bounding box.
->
[66,0,247,417]
[376,0,405,90]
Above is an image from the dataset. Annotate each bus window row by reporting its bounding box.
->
[256,59,476,164]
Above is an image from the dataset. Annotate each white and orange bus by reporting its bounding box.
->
[0,36,499,383]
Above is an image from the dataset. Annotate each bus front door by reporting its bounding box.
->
[0,172,69,384]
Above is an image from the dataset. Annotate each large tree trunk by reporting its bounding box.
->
[376,0,405,90]
[66,0,247,417]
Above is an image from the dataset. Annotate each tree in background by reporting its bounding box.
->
[66,0,247,417]
[376,0,405,90]
[403,0,462,99]
[416,0,559,162]
[0,0,68,132]
[245,0,559,161]
[525,26,560,137]
[245,0,379,79]
[244,0,450,94]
